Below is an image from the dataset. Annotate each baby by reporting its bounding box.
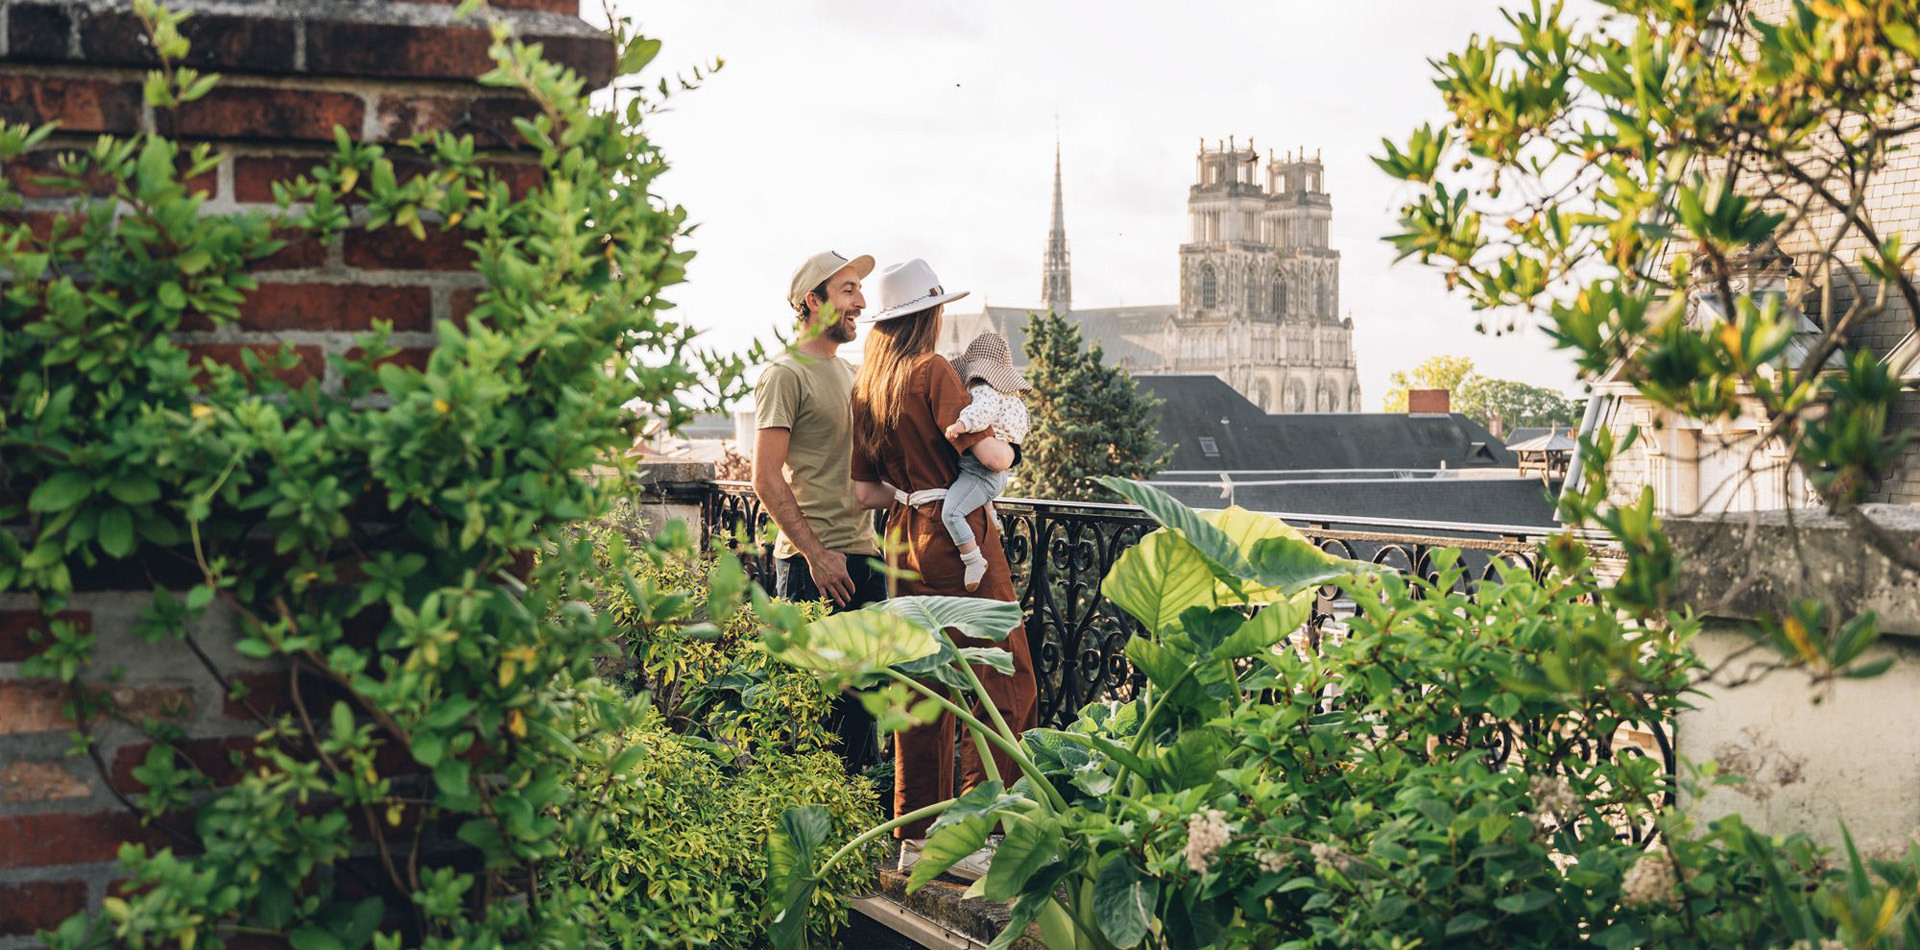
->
[941,331,1032,591]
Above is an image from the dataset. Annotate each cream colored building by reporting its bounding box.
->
[940,140,1361,413]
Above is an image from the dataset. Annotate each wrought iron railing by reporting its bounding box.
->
[697,479,1669,821]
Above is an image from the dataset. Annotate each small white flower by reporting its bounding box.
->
[1309,842,1352,874]
[1256,849,1292,874]
[1620,849,1680,908]
[1183,809,1231,873]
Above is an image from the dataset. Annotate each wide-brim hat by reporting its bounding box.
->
[952,330,1028,394]
[863,258,970,322]
[788,250,875,313]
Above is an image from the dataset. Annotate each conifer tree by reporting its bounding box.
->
[1018,310,1170,502]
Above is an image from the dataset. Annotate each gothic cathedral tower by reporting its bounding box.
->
[1042,140,1072,316]
[1171,139,1360,413]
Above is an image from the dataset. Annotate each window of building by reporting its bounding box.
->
[1198,436,1220,457]
[1201,265,1217,308]
[1272,280,1286,317]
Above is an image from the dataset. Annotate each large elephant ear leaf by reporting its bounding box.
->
[1102,528,1218,632]
[1094,477,1251,588]
[765,805,831,950]
[882,595,1023,642]
[770,608,939,680]
[1246,533,1383,594]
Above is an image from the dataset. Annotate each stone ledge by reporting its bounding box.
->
[863,847,1044,950]
[1666,504,1920,637]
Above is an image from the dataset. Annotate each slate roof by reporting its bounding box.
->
[1506,429,1578,453]
[942,304,1175,370]
[1149,476,1562,530]
[1135,375,1519,472]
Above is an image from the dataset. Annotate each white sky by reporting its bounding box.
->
[604,0,1583,405]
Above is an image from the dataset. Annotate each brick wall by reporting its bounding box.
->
[0,1,611,943]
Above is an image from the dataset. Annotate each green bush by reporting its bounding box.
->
[582,708,882,949]
[766,480,1920,950]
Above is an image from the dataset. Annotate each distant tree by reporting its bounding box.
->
[1454,376,1582,431]
[1381,355,1476,411]
[1382,354,1579,430]
[1019,310,1170,502]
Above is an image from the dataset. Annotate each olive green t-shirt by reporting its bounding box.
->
[753,353,879,559]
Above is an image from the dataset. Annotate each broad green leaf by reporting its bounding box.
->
[1095,477,1250,588]
[1093,857,1154,948]
[1214,592,1313,659]
[774,608,939,677]
[289,927,345,950]
[766,805,830,950]
[28,471,91,513]
[1246,532,1382,593]
[1103,529,1217,631]
[982,813,1062,901]
[908,813,994,892]
[881,595,1023,642]
[96,507,134,558]
[955,646,1015,675]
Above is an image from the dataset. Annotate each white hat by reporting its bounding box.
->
[862,258,970,322]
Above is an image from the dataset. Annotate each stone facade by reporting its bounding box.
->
[0,1,611,940]
[941,138,1362,414]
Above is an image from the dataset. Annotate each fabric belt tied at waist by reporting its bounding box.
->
[890,485,1001,529]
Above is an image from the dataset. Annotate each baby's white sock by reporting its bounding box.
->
[960,547,987,591]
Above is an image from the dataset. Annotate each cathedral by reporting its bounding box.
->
[939,139,1362,413]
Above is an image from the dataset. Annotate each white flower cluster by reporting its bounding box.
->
[1256,849,1292,874]
[1309,841,1356,875]
[1184,809,1231,873]
[1529,773,1579,833]
[1620,849,1680,908]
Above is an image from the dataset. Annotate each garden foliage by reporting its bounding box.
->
[0,1,881,945]
[768,479,1920,949]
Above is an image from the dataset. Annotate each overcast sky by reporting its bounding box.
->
[602,0,1582,406]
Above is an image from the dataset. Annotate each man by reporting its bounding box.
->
[751,250,885,772]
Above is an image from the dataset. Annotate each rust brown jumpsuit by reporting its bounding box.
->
[851,353,1040,839]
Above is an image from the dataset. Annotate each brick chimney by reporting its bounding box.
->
[0,0,611,931]
[1408,388,1451,414]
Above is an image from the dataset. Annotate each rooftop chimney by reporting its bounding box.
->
[1409,389,1451,414]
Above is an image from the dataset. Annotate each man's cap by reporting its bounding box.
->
[788,250,876,313]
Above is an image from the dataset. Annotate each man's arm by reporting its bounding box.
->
[752,426,855,605]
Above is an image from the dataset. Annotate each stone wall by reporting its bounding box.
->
[0,2,611,942]
[1668,506,1920,850]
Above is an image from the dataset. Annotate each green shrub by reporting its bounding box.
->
[582,708,882,949]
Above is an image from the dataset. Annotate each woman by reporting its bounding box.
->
[849,259,1039,874]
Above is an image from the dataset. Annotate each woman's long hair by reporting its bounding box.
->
[852,305,943,463]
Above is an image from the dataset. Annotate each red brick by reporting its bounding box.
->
[398,0,579,13]
[6,4,74,61]
[307,20,494,80]
[344,227,474,272]
[374,93,538,149]
[110,736,256,792]
[174,86,364,143]
[0,610,89,663]
[0,75,142,134]
[1,683,196,734]
[0,879,87,936]
[0,681,69,734]
[233,156,320,204]
[0,760,92,804]
[482,160,544,200]
[222,671,292,720]
[1,210,76,242]
[254,227,330,271]
[1,150,114,199]
[447,286,484,321]
[185,343,326,389]
[80,9,297,74]
[195,282,433,333]
[0,811,174,869]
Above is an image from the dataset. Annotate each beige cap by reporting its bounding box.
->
[787,250,876,313]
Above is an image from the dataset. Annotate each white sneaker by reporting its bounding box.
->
[897,838,927,873]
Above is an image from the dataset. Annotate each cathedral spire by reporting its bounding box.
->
[1042,138,1072,315]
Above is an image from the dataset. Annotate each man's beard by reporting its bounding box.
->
[825,315,858,343]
